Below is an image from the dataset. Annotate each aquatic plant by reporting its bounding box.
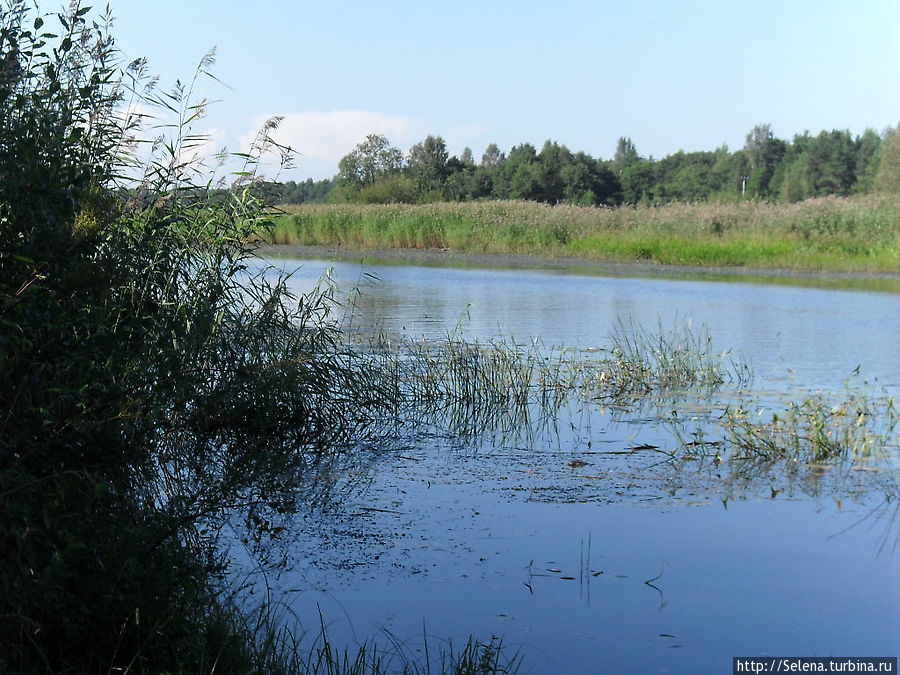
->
[321,319,750,452]
[293,627,521,675]
[722,390,898,462]
[664,383,897,468]
[372,334,577,438]
[591,319,751,401]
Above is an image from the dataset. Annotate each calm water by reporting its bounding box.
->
[248,256,899,674]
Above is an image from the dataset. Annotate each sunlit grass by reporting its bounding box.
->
[268,195,900,273]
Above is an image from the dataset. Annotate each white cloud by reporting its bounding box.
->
[240,110,427,179]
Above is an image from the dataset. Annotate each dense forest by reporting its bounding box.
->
[279,123,900,207]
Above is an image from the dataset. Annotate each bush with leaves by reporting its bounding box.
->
[0,2,396,671]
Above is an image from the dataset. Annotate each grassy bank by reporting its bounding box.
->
[269,195,900,273]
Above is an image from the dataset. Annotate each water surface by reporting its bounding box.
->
[248,256,899,674]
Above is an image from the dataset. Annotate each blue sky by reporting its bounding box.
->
[93,1,900,179]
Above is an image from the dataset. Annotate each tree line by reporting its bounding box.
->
[279,123,900,206]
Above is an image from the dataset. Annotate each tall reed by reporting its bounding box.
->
[268,196,900,272]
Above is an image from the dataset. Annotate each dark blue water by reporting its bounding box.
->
[247,256,899,674]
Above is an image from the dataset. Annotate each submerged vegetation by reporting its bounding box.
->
[269,195,900,273]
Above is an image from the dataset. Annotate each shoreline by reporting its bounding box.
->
[256,244,900,289]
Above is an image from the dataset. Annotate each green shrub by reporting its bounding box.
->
[0,3,392,671]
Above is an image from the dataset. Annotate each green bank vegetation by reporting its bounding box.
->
[274,110,900,274]
[269,195,900,273]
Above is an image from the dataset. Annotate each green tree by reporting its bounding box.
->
[652,151,721,202]
[338,133,404,189]
[806,129,856,196]
[621,159,658,204]
[560,153,593,203]
[280,177,335,203]
[560,152,621,206]
[743,123,786,198]
[492,143,541,200]
[874,123,900,194]
[779,157,813,202]
[853,128,882,193]
[706,146,743,200]
[407,134,450,199]
[776,133,813,202]
[537,140,573,202]
[612,136,640,175]
[777,129,861,200]
[445,148,486,201]
[481,142,504,169]
[357,174,418,203]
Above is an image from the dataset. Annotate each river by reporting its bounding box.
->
[246,254,899,675]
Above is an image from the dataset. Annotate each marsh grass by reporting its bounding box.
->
[321,319,751,452]
[150,592,522,675]
[268,196,900,273]
[292,627,521,675]
[374,335,576,437]
[346,333,733,463]
[722,391,898,462]
[587,319,751,403]
[665,384,898,467]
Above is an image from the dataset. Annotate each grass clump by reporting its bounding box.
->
[290,625,521,675]
[665,383,897,469]
[592,319,750,401]
[374,334,576,438]
[349,320,748,446]
[722,391,898,463]
[198,603,522,675]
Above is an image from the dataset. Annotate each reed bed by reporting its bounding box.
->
[293,631,520,675]
[369,335,579,441]
[177,592,522,675]
[268,195,900,273]
[353,320,751,443]
[233,600,522,675]
[374,323,895,470]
